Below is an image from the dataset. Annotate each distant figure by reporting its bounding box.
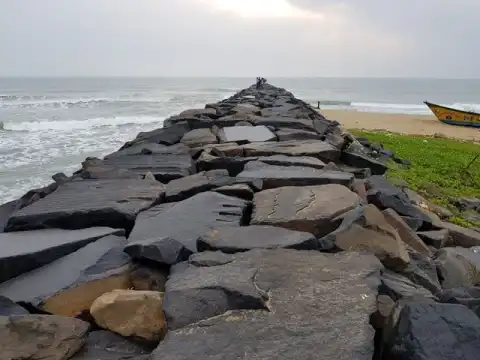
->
[255,77,261,89]
[0,121,4,130]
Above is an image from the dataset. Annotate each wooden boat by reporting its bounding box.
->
[424,101,480,128]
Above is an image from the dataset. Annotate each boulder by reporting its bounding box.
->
[256,154,326,169]
[0,227,124,283]
[197,225,318,253]
[129,264,168,292]
[128,192,248,260]
[251,184,361,238]
[5,179,165,233]
[180,128,218,148]
[90,290,166,342]
[228,104,261,115]
[254,117,316,132]
[218,125,277,143]
[440,221,480,247]
[153,249,382,359]
[237,161,354,189]
[435,247,480,289]
[188,251,235,267]
[196,152,250,175]
[0,315,90,360]
[0,200,18,232]
[125,236,193,267]
[382,208,431,256]
[129,122,191,146]
[213,183,254,200]
[164,169,232,202]
[71,330,152,360]
[178,108,218,119]
[0,295,29,316]
[439,287,480,317]
[243,140,341,163]
[325,205,410,271]
[383,302,480,360]
[76,160,142,180]
[0,235,132,316]
[275,128,323,141]
[107,142,190,158]
[341,142,387,175]
[417,229,449,249]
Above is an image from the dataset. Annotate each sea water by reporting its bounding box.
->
[1,77,480,204]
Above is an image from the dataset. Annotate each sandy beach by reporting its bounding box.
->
[321,109,480,142]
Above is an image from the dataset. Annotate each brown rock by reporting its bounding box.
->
[251,184,361,237]
[130,264,168,292]
[0,315,90,360]
[90,290,166,342]
[180,128,218,148]
[351,179,368,203]
[441,222,480,247]
[436,247,480,289]
[331,205,410,271]
[382,208,432,256]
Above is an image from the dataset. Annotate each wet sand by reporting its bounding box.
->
[320,109,480,142]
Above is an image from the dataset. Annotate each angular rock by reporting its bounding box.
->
[165,169,231,202]
[129,264,168,292]
[76,159,142,180]
[213,183,254,200]
[351,179,368,203]
[71,330,151,360]
[125,122,191,147]
[436,247,480,289]
[341,142,387,175]
[0,200,18,233]
[256,154,326,169]
[237,161,353,189]
[178,108,218,119]
[325,205,410,271]
[366,176,431,228]
[125,236,193,267]
[453,197,480,211]
[188,251,234,267]
[243,140,341,162]
[102,153,195,183]
[380,270,437,301]
[382,208,431,256]
[383,302,480,360]
[417,229,449,249]
[441,221,480,247]
[128,192,248,257]
[0,227,124,284]
[180,128,218,148]
[153,249,382,359]
[228,104,261,115]
[439,287,480,317]
[0,235,132,316]
[0,295,29,316]
[5,179,164,233]
[108,142,190,158]
[275,128,323,141]
[197,225,318,253]
[254,117,316,132]
[218,125,277,143]
[196,151,249,175]
[0,315,90,360]
[251,184,361,238]
[401,250,442,296]
[91,290,166,342]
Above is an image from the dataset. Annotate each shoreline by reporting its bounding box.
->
[320,109,480,142]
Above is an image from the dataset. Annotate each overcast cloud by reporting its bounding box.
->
[0,0,477,77]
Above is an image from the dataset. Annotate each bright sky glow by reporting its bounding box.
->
[206,0,323,18]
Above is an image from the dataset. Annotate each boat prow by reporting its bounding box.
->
[424,101,480,128]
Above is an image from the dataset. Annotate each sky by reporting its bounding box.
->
[0,0,477,78]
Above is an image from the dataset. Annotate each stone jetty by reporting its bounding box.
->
[1,83,480,360]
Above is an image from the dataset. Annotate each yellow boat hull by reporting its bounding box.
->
[424,101,480,128]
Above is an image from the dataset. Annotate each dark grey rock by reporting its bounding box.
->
[218,125,277,143]
[237,161,353,189]
[383,302,480,360]
[165,169,232,202]
[0,295,29,315]
[441,221,480,247]
[401,216,424,231]
[128,192,248,255]
[380,270,437,301]
[256,154,326,169]
[151,249,382,360]
[275,128,323,141]
[0,235,131,316]
[436,247,480,289]
[0,200,17,233]
[102,153,195,183]
[254,118,316,132]
[341,142,388,175]
[71,330,152,360]
[213,183,254,200]
[132,122,191,146]
[453,197,480,211]
[5,179,165,233]
[125,237,193,267]
[197,225,318,253]
[76,158,142,180]
[0,227,124,284]
[129,264,168,292]
[196,152,249,176]
[178,108,218,119]
[180,128,218,148]
[401,250,442,296]
[107,142,190,159]
[439,287,480,317]
[417,229,449,249]
[188,252,234,267]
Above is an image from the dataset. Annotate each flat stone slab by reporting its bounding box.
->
[213,183,254,200]
[152,249,382,360]
[102,154,195,182]
[0,235,131,316]
[254,117,316,132]
[275,128,323,141]
[383,302,480,360]
[218,125,277,143]
[125,122,191,147]
[237,161,354,189]
[106,142,190,158]
[4,179,165,233]
[256,155,326,169]
[243,140,341,162]
[128,192,248,255]
[180,128,218,148]
[197,225,318,253]
[251,184,362,237]
[0,227,124,284]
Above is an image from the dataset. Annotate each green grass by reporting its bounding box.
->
[351,130,480,227]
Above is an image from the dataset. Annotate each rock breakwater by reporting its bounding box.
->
[1,83,480,360]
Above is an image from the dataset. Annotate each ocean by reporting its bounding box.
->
[1,77,480,204]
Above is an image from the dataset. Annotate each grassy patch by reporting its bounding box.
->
[351,130,480,227]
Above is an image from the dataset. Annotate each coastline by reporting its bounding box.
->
[320,109,480,142]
